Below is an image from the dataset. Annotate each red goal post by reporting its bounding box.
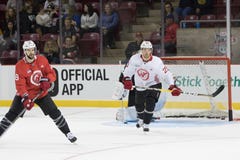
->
[160,56,233,121]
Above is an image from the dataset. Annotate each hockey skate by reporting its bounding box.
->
[66,132,77,143]
[143,124,149,132]
[136,119,143,128]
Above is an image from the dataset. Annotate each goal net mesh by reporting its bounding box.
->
[157,56,233,121]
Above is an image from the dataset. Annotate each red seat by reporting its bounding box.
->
[149,31,161,44]
[21,33,41,41]
[0,3,6,11]
[216,14,234,27]
[0,0,7,4]
[79,32,100,57]
[183,15,199,28]
[109,2,119,11]
[0,4,6,20]
[118,8,134,25]
[75,3,82,13]
[0,50,18,65]
[82,32,100,41]
[41,33,59,41]
[119,1,136,23]
[200,14,216,27]
[149,31,162,56]
[92,2,100,15]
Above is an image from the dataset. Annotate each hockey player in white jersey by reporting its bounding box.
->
[122,41,182,132]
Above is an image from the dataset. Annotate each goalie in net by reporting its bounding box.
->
[114,55,230,122]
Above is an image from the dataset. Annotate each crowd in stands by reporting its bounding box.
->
[0,0,239,65]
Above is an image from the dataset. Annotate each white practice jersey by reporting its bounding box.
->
[123,52,175,90]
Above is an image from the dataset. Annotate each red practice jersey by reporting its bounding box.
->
[15,55,56,99]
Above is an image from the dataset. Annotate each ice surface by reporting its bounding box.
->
[1,107,240,160]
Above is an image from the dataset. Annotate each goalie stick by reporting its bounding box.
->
[134,85,225,98]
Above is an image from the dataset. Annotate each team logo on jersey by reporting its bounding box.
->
[137,68,149,80]
[30,70,42,86]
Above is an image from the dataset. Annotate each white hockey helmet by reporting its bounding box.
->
[22,40,36,51]
[140,41,153,49]
[22,40,37,63]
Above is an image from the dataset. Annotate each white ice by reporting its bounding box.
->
[1,107,240,160]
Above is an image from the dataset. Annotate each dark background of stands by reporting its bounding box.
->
[0,0,239,65]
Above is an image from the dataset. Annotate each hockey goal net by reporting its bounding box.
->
[159,56,234,121]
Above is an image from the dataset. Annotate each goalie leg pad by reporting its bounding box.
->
[116,106,138,122]
[154,92,167,112]
[112,82,128,100]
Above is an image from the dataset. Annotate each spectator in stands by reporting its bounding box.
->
[164,1,179,23]
[3,20,17,50]
[175,0,194,20]
[60,16,77,45]
[42,39,60,64]
[193,0,213,18]
[4,7,17,29]
[44,0,59,10]
[62,0,76,15]
[124,32,144,63]
[6,0,23,11]
[102,3,119,49]
[62,3,81,34]
[0,28,7,54]
[62,36,79,63]
[79,3,99,38]
[164,14,179,56]
[36,4,59,34]
[19,1,37,34]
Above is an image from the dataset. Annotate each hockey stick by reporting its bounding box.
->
[134,85,225,98]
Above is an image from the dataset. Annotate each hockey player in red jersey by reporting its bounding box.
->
[122,41,182,132]
[0,40,77,143]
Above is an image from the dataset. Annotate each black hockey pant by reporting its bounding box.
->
[0,94,71,136]
[135,83,161,124]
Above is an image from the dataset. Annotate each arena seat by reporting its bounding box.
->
[0,50,18,65]
[119,1,136,23]
[78,32,100,57]
[21,33,41,41]
[200,14,216,27]
[92,2,100,15]
[109,1,119,11]
[149,31,161,44]
[75,2,82,13]
[183,15,199,28]
[41,33,59,41]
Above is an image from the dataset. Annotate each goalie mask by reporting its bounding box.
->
[22,40,37,63]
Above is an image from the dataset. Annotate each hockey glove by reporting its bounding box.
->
[40,77,51,91]
[21,96,34,110]
[123,77,133,90]
[168,85,182,96]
